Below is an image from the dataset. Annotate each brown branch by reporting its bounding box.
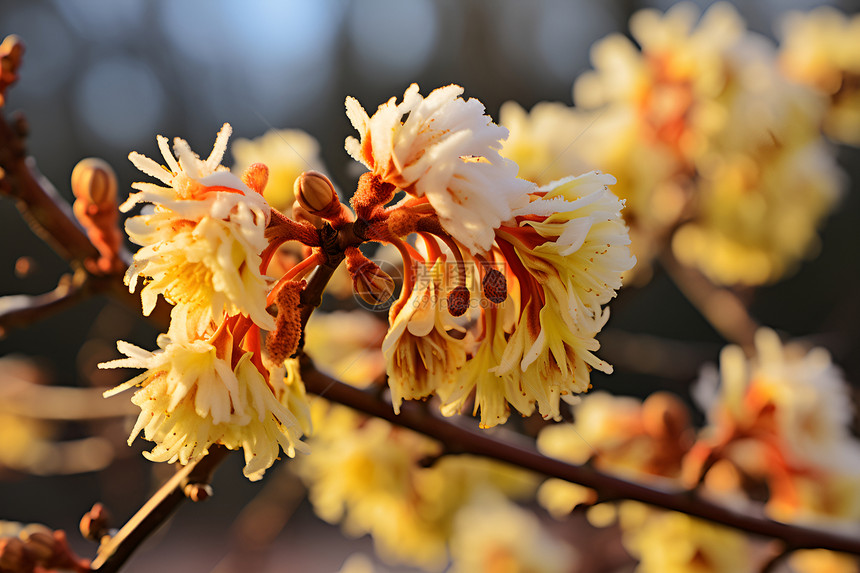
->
[0,113,101,266]
[89,445,231,573]
[0,271,88,335]
[660,251,759,353]
[299,362,860,557]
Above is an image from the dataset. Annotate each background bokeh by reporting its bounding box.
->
[0,1,858,571]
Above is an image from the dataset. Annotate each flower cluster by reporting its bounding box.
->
[501,3,844,286]
[340,84,634,427]
[536,328,860,571]
[102,83,634,478]
[100,125,311,480]
[293,399,537,569]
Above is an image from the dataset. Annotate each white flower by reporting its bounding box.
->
[345,84,532,253]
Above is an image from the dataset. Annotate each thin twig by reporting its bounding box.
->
[89,445,231,573]
[660,251,759,353]
[299,363,860,557]
[0,271,87,335]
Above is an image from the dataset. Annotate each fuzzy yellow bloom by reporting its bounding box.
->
[448,492,576,573]
[231,128,329,213]
[294,401,536,569]
[99,328,308,481]
[492,172,635,422]
[537,391,693,517]
[618,502,753,573]
[692,328,860,527]
[571,2,843,285]
[779,7,860,145]
[498,100,594,186]
[672,56,842,285]
[123,124,274,336]
[304,310,387,388]
[382,259,469,414]
[791,549,860,573]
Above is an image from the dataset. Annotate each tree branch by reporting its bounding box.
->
[660,251,759,353]
[89,445,231,573]
[299,362,860,557]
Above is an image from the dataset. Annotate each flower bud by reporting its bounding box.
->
[0,537,29,571]
[241,162,269,196]
[295,171,338,214]
[482,268,507,304]
[351,261,396,306]
[447,285,470,317]
[19,528,55,564]
[71,158,117,206]
[183,482,213,502]
[80,503,111,542]
[642,392,690,440]
[291,199,323,228]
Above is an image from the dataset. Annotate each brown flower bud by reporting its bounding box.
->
[353,263,396,306]
[291,199,323,228]
[183,482,213,502]
[241,162,269,196]
[71,158,117,206]
[447,285,470,317]
[0,537,29,571]
[295,171,338,214]
[642,392,690,440]
[19,529,55,564]
[482,268,507,304]
[80,503,111,542]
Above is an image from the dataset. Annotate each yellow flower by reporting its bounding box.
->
[537,391,693,516]
[231,128,329,213]
[439,305,534,429]
[294,401,535,569]
[492,172,635,421]
[304,310,387,388]
[498,100,594,186]
[791,549,860,573]
[448,491,576,573]
[671,66,842,285]
[618,502,753,573]
[382,259,469,414]
[779,7,860,145]
[345,83,532,253]
[692,329,860,526]
[124,124,274,335]
[100,328,308,481]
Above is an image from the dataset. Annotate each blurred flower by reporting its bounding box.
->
[345,83,532,253]
[499,100,593,186]
[304,310,387,388]
[447,491,576,573]
[689,328,860,527]
[618,502,753,573]
[100,324,308,481]
[231,128,329,213]
[537,391,693,517]
[671,49,842,285]
[294,401,535,569]
[123,123,274,336]
[567,2,843,285]
[779,7,860,145]
[790,549,859,573]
